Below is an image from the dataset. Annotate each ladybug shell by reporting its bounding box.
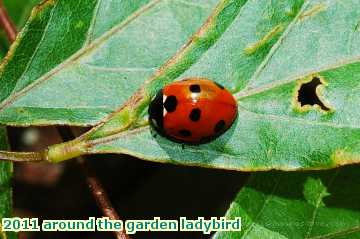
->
[148,78,238,144]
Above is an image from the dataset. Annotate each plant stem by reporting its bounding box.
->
[47,138,86,163]
[0,0,16,42]
[77,157,130,239]
[0,150,47,162]
[57,127,131,239]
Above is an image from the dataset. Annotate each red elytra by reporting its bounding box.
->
[148,78,238,144]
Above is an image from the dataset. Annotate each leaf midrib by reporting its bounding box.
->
[305,170,340,239]
[237,105,360,130]
[0,0,163,112]
[87,104,360,151]
[308,225,360,239]
[238,170,360,239]
[235,55,360,100]
[239,1,310,93]
[11,0,58,97]
[83,63,157,72]
[84,0,102,46]
[87,125,249,160]
[241,179,281,238]
[233,0,360,102]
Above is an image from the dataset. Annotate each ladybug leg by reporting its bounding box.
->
[181,144,185,150]
[150,130,158,138]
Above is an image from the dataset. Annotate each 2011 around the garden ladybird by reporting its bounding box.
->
[148,78,238,144]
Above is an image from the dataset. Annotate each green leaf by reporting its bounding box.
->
[0,128,14,239]
[0,0,218,126]
[214,166,360,238]
[77,0,360,171]
[2,0,360,172]
[0,0,39,56]
[3,0,40,27]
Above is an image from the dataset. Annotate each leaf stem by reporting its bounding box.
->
[0,0,17,43]
[76,157,131,239]
[0,150,47,162]
[47,138,86,163]
[57,127,131,239]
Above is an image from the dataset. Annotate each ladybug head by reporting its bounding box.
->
[148,89,164,132]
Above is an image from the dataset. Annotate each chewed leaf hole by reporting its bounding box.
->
[294,75,332,113]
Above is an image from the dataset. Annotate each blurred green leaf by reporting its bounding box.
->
[0,127,15,239]
[214,166,360,238]
[0,0,40,54]
[3,0,40,27]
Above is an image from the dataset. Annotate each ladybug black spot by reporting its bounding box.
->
[179,129,192,137]
[214,120,225,133]
[164,95,177,112]
[189,108,201,122]
[189,84,201,93]
[214,81,225,89]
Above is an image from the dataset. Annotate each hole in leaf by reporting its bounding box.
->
[297,76,330,111]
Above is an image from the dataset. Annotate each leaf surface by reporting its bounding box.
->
[214,166,360,238]
[83,0,360,171]
[0,0,218,126]
[2,0,360,171]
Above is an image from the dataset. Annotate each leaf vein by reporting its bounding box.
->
[242,1,310,91]
[236,55,360,99]
[0,0,162,113]
[82,63,157,72]
[84,0,102,45]
[305,169,340,239]
[238,105,360,130]
[10,0,58,97]
[241,178,280,238]
[309,225,360,239]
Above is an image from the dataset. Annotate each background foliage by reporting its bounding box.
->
[0,1,39,238]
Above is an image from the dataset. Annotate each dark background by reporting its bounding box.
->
[9,126,248,239]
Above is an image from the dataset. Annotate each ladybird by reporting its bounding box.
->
[148,78,238,144]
